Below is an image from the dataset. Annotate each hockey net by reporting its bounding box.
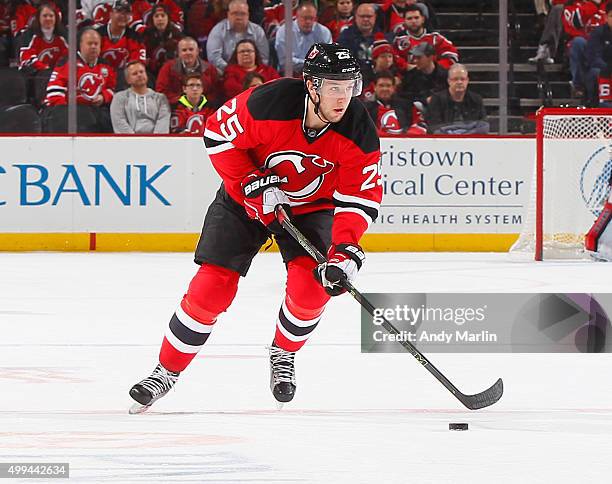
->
[511,108,612,260]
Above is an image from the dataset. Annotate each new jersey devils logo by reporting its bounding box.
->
[380,109,402,135]
[39,47,60,64]
[186,114,204,134]
[78,72,103,100]
[265,150,334,199]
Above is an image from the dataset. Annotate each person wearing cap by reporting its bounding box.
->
[128,43,382,413]
[397,41,447,104]
[362,34,407,89]
[96,0,146,72]
[425,63,488,134]
[275,1,332,75]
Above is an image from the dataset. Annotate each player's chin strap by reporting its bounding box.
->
[307,90,332,125]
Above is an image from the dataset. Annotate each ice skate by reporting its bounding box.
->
[269,343,296,407]
[129,363,180,414]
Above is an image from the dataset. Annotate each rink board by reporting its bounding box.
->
[0,135,535,251]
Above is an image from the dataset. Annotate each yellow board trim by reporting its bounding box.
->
[0,233,520,252]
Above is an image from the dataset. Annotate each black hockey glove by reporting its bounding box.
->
[314,243,365,296]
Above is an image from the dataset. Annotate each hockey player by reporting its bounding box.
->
[129,43,382,413]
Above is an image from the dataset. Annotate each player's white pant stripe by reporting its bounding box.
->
[281,299,320,327]
[206,142,236,155]
[164,327,202,354]
[175,305,213,334]
[275,320,312,342]
[203,128,228,142]
[333,191,380,210]
[335,207,373,226]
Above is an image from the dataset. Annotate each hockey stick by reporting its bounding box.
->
[275,205,503,410]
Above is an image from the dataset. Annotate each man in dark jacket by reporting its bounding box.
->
[398,41,447,104]
[425,63,488,134]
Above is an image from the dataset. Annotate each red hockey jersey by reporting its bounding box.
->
[10,1,62,37]
[393,29,459,69]
[44,55,116,106]
[96,24,146,70]
[131,0,184,34]
[562,1,606,39]
[19,33,68,71]
[171,94,215,134]
[203,79,382,246]
[324,15,354,42]
[599,75,612,103]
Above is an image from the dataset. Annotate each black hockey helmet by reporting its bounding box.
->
[303,43,362,96]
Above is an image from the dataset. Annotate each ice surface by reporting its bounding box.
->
[0,252,611,483]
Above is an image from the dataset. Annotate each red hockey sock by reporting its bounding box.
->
[159,263,239,372]
[274,256,330,352]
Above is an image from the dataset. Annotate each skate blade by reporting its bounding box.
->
[129,402,153,414]
[275,401,284,411]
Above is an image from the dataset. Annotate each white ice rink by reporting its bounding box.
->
[1,251,611,483]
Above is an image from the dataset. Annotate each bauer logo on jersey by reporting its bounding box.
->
[264,150,334,200]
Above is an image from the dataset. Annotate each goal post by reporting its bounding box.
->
[511,107,612,260]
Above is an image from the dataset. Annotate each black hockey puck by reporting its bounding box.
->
[449,423,468,431]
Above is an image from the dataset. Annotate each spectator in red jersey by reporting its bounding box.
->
[171,73,215,134]
[44,28,116,108]
[111,60,171,133]
[242,70,265,90]
[322,0,354,42]
[131,0,184,34]
[392,5,459,69]
[43,27,116,132]
[18,3,67,73]
[186,0,225,51]
[96,0,147,72]
[363,70,424,135]
[156,36,220,105]
[222,39,279,100]
[10,0,62,39]
[143,3,182,75]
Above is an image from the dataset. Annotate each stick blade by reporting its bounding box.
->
[459,378,504,410]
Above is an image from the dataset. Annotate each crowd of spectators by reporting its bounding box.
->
[0,0,496,135]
